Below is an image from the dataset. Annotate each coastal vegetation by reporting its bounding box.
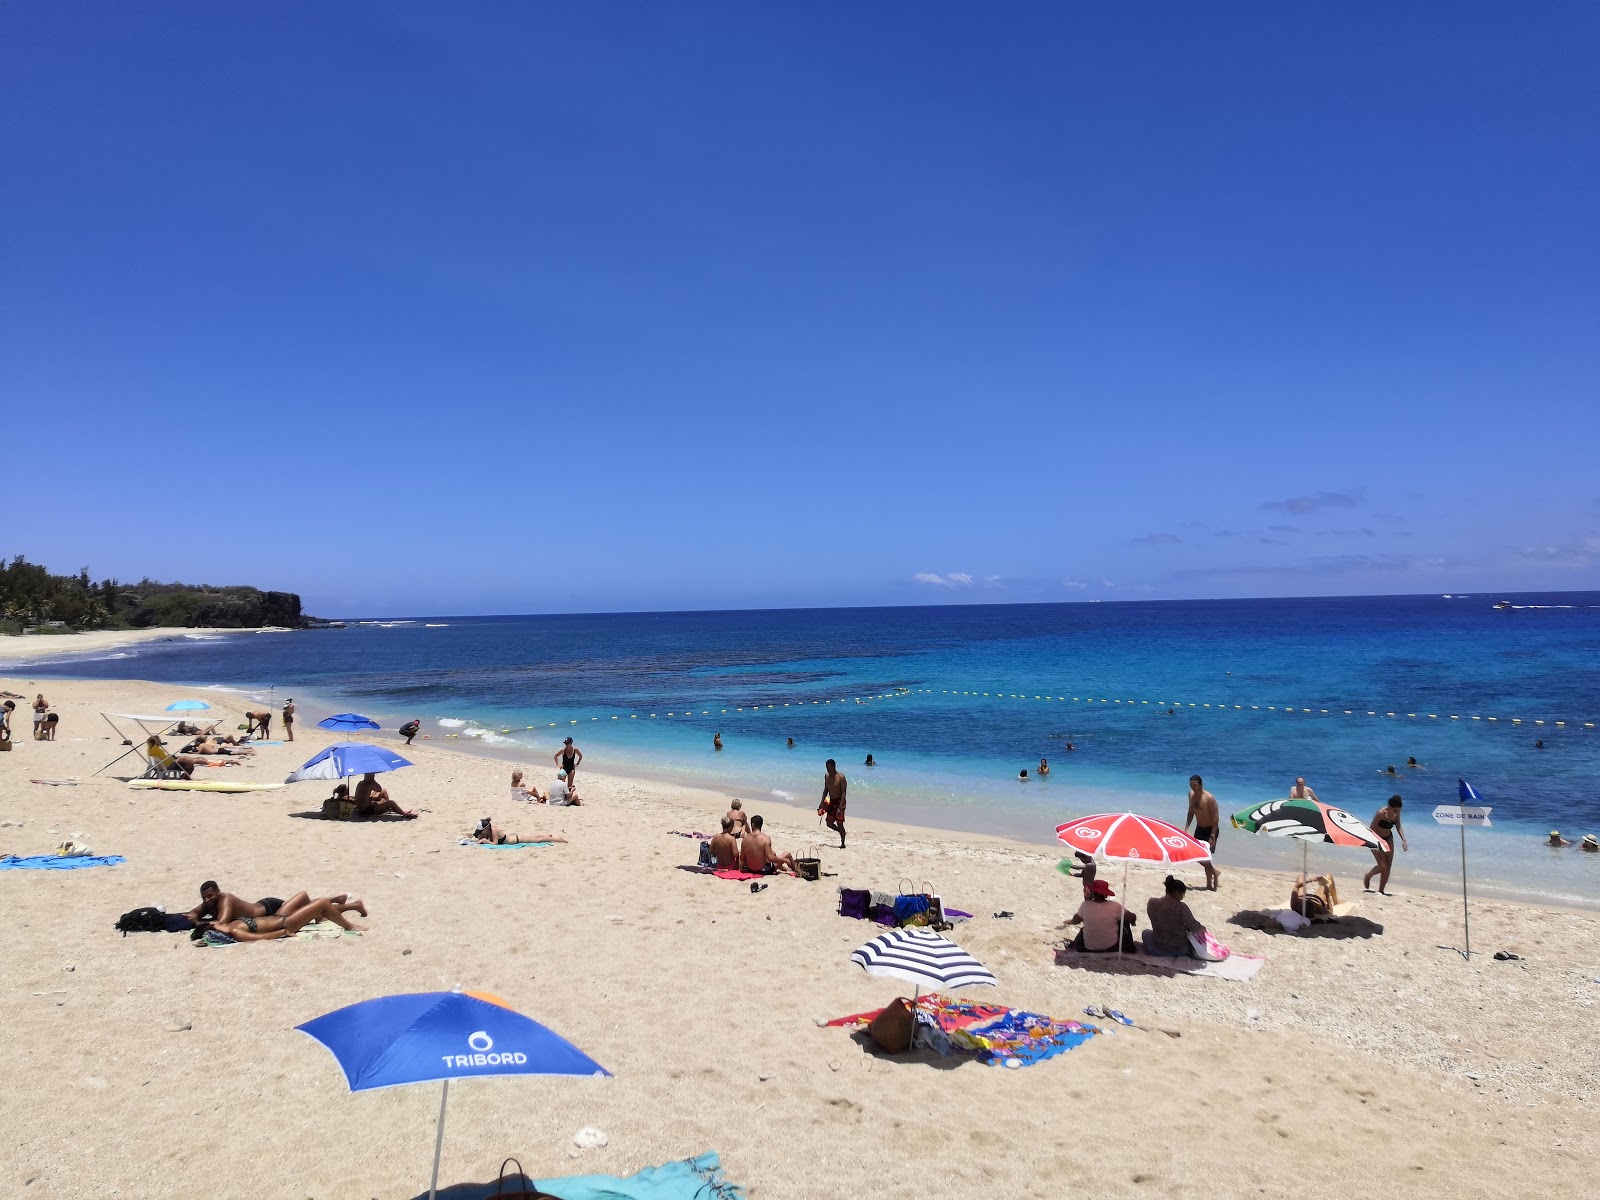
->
[0,554,303,633]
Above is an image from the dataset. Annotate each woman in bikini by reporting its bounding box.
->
[472,818,566,845]
[194,896,366,942]
[1363,795,1408,893]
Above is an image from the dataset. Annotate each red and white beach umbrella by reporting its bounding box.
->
[1055,812,1212,864]
[1055,813,1211,959]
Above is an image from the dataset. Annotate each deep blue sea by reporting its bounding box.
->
[20,593,1600,904]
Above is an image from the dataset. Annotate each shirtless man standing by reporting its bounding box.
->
[819,759,848,848]
[740,815,798,876]
[33,693,49,740]
[709,817,741,868]
[1185,774,1221,890]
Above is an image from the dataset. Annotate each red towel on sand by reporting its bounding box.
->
[711,868,768,881]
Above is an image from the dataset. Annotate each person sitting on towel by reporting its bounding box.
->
[471,817,566,846]
[740,814,798,876]
[192,896,366,942]
[1143,875,1207,957]
[185,879,350,925]
[709,817,741,868]
[1066,879,1137,952]
[1290,873,1341,918]
[355,772,418,819]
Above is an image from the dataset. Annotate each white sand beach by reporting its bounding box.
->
[0,627,261,663]
[1,674,1594,1199]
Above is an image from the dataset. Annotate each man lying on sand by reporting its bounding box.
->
[181,738,256,756]
[740,815,798,876]
[710,817,741,868]
[192,896,366,942]
[355,772,417,819]
[185,880,358,925]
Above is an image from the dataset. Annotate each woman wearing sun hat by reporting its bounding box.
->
[1066,879,1137,953]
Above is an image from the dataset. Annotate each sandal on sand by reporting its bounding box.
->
[1104,1007,1134,1026]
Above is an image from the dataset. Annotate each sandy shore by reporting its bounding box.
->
[1,675,1594,1199]
[0,627,265,662]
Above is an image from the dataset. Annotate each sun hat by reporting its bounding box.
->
[1088,879,1114,898]
[1583,835,1598,848]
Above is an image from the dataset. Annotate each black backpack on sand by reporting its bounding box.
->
[115,906,168,936]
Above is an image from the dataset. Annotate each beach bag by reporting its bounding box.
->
[697,840,715,868]
[321,796,357,821]
[115,907,168,936]
[868,997,916,1055]
[489,1156,563,1199]
[838,888,871,920]
[795,844,821,882]
[1188,930,1230,962]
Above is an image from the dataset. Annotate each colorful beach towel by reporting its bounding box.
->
[0,854,126,870]
[825,993,1100,1068]
[1056,945,1266,982]
[823,992,1008,1033]
[952,1010,1099,1068]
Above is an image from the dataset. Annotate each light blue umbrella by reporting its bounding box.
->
[316,712,381,733]
[164,699,213,712]
[297,990,609,1199]
[285,741,412,784]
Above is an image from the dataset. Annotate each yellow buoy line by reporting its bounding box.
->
[436,684,1595,739]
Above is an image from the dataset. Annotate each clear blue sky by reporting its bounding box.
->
[4,3,1596,616]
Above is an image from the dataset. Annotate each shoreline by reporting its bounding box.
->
[0,626,270,662]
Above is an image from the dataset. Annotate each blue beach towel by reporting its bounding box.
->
[480,841,554,849]
[0,854,126,870]
[533,1151,746,1200]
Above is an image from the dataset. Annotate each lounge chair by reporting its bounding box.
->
[140,738,189,780]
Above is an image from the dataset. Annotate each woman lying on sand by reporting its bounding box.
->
[191,896,366,942]
[472,817,567,845]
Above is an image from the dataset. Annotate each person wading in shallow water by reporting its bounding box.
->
[819,759,848,849]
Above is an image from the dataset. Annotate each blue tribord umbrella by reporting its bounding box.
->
[297,990,609,1199]
[285,741,412,784]
[316,712,381,732]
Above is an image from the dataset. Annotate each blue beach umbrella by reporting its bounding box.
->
[285,741,412,784]
[297,990,610,1199]
[316,712,381,733]
[164,699,212,712]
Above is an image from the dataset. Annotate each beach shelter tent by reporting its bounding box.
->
[297,990,609,1200]
[850,928,996,1044]
[1229,797,1387,883]
[94,712,192,776]
[1054,812,1213,958]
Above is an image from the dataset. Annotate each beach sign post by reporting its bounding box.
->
[1432,779,1492,960]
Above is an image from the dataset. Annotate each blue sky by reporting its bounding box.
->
[4,3,1596,616]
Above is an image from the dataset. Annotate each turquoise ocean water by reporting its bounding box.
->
[20,594,1600,905]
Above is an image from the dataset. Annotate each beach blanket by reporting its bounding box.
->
[427,1151,745,1200]
[29,779,79,786]
[668,830,711,840]
[823,993,1009,1033]
[824,994,1100,1068]
[295,921,363,940]
[1056,945,1266,982]
[0,854,126,870]
[953,1010,1100,1068]
[530,1151,745,1200]
[457,839,555,849]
